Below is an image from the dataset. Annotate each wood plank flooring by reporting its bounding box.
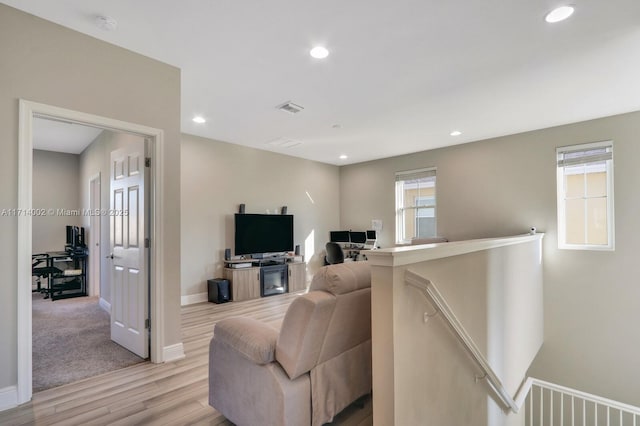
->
[0,292,372,425]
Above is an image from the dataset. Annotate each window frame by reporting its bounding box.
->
[395,167,437,244]
[556,141,615,251]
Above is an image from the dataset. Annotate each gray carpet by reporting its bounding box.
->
[32,293,146,392]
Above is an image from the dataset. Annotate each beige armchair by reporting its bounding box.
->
[209,261,371,426]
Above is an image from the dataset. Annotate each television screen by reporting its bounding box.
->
[235,214,294,255]
[330,231,350,243]
[350,231,367,244]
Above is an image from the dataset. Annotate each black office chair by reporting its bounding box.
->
[324,242,345,265]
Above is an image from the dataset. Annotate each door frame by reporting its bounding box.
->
[17,99,167,404]
[88,172,101,298]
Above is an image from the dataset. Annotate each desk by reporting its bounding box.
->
[32,250,87,301]
[335,244,373,261]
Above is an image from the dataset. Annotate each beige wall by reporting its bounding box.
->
[0,4,181,389]
[32,150,81,254]
[341,110,640,406]
[180,134,341,298]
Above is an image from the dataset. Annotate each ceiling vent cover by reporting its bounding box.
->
[276,101,304,114]
[265,137,302,149]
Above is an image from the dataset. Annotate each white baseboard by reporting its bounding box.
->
[99,297,111,313]
[0,386,18,412]
[181,292,208,306]
[163,343,185,362]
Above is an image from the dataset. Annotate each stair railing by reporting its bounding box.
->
[523,377,640,426]
[406,269,640,424]
[405,269,520,412]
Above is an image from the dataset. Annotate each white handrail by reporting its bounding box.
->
[405,269,520,412]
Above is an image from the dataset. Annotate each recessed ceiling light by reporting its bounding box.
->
[339,154,348,160]
[192,116,206,124]
[450,130,462,136]
[310,46,330,59]
[545,6,574,23]
[95,15,118,31]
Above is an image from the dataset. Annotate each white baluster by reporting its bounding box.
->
[551,389,554,426]
[529,385,533,426]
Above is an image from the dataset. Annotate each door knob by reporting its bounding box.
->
[106,253,114,259]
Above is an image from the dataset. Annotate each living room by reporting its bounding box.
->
[2,1,640,424]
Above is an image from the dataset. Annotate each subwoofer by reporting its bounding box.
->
[207,278,230,304]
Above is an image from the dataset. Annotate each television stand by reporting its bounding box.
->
[223,256,306,302]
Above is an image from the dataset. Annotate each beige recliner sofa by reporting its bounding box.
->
[209,261,371,426]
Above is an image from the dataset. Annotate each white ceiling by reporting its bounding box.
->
[5,0,640,165]
[33,118,102,154]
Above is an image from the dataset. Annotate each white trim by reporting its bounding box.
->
[88,172,101,297]
[181,292,208,306]
[367,233,543,268]
[0,386,18,412]
[99,297,111,314]
[163,343,186,362]
[17,99,171,405]
[17,101,33,405]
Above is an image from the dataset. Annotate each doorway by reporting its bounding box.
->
[30,121,148,392]
[17,100,169,404]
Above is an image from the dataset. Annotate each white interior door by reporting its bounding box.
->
[109,141,149,358]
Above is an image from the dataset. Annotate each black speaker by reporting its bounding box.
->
[77,227,86,247]
[281,206,287,215]
[239,203,245,214]
[224,248,231,260]
[207,278,230,304]
[294,244,300,255]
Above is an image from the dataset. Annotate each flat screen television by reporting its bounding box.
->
[329,231,350,243]
[235,214,294,255]
[350,231,367,244]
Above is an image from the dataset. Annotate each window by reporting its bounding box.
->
[395,168,436,244]
[556,141,614,250]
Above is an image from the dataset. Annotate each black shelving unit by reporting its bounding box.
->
[47,250,88,301]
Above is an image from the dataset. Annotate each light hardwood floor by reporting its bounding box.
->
[0,291,372,425]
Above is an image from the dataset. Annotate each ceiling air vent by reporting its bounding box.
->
[276,101,304,114]
[266,137,302,149]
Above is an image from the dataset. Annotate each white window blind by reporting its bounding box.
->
[557,144,612,167]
